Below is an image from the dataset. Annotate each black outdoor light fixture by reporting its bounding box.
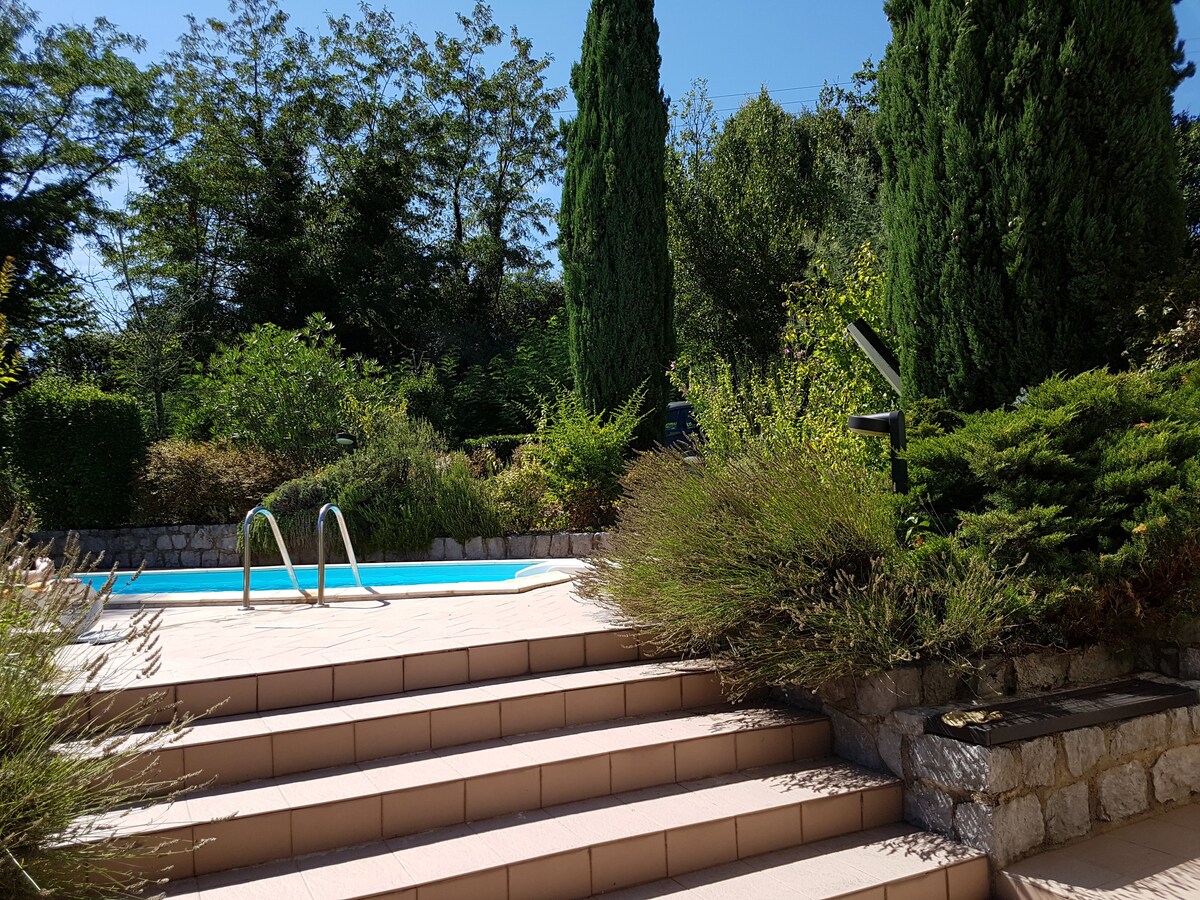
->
[845,318,908,494]
[335,431,357,449]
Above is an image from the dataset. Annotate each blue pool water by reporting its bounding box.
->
[80,561,536,595]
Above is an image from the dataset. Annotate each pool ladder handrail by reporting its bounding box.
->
[242,505,303,610]
[316,502,364,606]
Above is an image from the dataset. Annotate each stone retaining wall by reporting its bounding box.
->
[782,647,1200,867]
[28,525,611,570]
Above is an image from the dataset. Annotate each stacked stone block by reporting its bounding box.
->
[782,647,1200,867]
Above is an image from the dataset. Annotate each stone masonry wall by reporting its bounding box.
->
[29,525,611,570]
[782,647,1200,867]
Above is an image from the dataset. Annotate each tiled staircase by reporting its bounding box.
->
[83,626,989,899]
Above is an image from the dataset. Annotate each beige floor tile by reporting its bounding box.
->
[192,811,291,876]
[405,651,469,691]
[382,781,465,838]
[887,869,948,900]
[611,744,676,793]
[258,667,333,711]
[184,735,272,787]
[291,795,382,855]
[295,842,413,899]
[465,768,541,820]
[273,763,373,809]
[626,678,683,717]
[334,657,404,701]
[802,793,862,843]
[389,823,504,884]
[194,857,310,900]
[92,685,178,728]
[565,684,626,725]
[736,726,796,768]
[586,630,640,665]
[666,819,739,877]
[430,702,501,748]
[793,719,832,759]
[509,849,592,900]
[680,672,726,708]
[469,641,529,681]
[356,711,432,761]
[1115,817,1200,860]
[272,722,355,776]
[178,677,256,718]
[674,734,737,782]
[529,635,586,673]
[947,858,990,900]
[542,755,612,806]
[736,806,803,858]
[502,693,566,737]
[591,833,669,894]
[417,868,507,900]
[862,784,902,829]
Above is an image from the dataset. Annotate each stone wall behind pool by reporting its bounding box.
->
[27,525,611,570]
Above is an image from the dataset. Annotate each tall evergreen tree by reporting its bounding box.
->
[879,0,1192,410]
[560,0,672,445]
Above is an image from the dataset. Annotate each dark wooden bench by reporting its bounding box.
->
[925,677,1200,746]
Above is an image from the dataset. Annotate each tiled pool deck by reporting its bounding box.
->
[72,582,614,692]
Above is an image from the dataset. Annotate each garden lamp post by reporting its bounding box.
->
[845,319,908,494]
[335,431,357,449]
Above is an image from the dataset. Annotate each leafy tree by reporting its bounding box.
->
[0,1,166,350]
[177,314,395,464]
[878,0,1192,410]
[1177,112,1200,256]
[415,3,567,351]
[668,86,823,368]
[561,0,672,447]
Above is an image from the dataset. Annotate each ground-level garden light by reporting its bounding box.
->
[335,431,357,449]
[845,318,908,494]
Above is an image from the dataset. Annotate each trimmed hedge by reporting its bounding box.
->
[7,376,146,529]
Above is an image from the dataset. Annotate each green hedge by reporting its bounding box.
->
[7,376,146,528]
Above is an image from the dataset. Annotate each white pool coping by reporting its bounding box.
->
[98,559,590,608]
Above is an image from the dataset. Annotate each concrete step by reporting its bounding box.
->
[107,660,734,790]
[601,823,989,900]
[96,707,833,878]
[159,762,912,899]
[997,801,1200,899]
[77,627,662,726]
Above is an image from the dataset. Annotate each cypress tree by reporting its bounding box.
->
[560,0,672,446]
[879,0,1192,410]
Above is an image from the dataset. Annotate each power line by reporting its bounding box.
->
[558,79,852,116]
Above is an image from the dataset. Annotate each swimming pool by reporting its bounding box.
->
[80,560,583,606]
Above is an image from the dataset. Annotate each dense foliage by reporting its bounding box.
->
[528,389,643,530]
[561,0,673,446]
[177,315,398,464]
[133,439,300,526]
[677,245,892,465]
[879,0,1192,410]
[905,365,1200,639]
[260,411,500,557]
[6,377,145,529]
[582,450,1032,695]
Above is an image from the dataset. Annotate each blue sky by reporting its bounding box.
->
[47,0,1200,116]
[47,0,1200,293]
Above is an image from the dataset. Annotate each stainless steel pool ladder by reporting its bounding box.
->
[242,505,302,610]
[316,502,364,606]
